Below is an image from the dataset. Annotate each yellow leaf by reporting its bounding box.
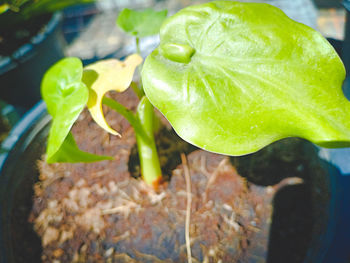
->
[83,54,143,136]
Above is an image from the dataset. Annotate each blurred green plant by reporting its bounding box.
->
[0,0,94,29]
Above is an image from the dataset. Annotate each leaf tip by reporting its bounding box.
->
[98,122,121,137]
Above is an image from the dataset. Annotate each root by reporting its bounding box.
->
[181,153,192,263]
[203,158,228,203]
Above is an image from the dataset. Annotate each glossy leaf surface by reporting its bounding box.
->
[84,54,142,135]
[41,57,112,162]
[142,1,350,156]
[117,8,168,37]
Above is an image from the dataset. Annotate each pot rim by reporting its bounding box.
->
[0,100,47,167]
[0,12,63,75]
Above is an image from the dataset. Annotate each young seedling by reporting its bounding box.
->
[41,1,350,189]
[41,7,168,188]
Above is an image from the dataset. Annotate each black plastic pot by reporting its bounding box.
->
[0,13,65,110]
[0,102,49,262]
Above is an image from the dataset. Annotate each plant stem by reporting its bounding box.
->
[136,96,162,187]
[134,36,160,133]
[181,153,192,263]
[130,81,145,99]
[136,37,141,55]
[102,97,150,145]
[106,36,162,187]
[103,96,162,187]
[134,37,144,95]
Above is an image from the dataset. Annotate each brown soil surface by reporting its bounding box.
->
[29,90,281,262]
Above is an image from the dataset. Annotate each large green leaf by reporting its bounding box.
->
[116,8,167,37]
[41,57,112,162]
[142,1,350,156]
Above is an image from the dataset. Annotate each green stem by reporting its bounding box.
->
[136,37,141,55]
[134,37,160,133]
[130,81,145,99]
[102,96,162,187]
[136,96,162,187]
[102,97,150,144]
[135,37,144,95]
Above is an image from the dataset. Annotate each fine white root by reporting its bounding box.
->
[203,158,228,203]
[181,153,193,263]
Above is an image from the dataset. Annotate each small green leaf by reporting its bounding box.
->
[42,57,113,162]
[142,1,350,156]
[117,8,167,37]
[42,58,114,162]
[48,132,113,163]
[41,57,84,117]
[41,58,88,160]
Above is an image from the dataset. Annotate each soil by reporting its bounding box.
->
[27,90,331,262]
[0,14,51,56]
